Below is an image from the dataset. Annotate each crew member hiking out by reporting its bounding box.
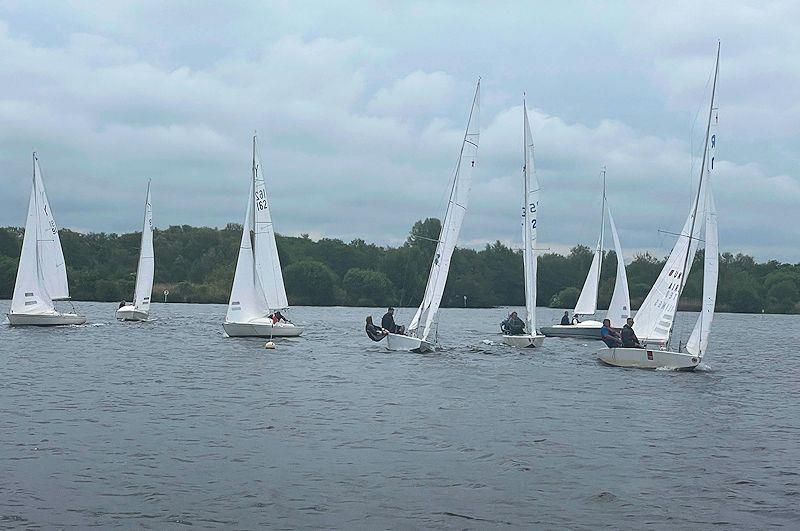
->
[365,316,387,342]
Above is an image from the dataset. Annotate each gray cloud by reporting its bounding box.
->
[0,1,797,262]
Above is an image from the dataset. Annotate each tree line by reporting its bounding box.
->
[0,219,797,314]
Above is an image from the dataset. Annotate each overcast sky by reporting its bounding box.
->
[0,1,797,261]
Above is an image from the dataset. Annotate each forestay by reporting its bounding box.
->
[252,137,289,311]
[605,205,630,327]
[521,101,539,334]
[408,81,481,342]
[133,182,154,314]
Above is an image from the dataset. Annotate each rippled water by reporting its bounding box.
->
[1,302,798,529]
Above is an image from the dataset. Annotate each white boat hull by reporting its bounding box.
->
[502,334,545,348]
[223,320,303,338]
[7,312,86,326]
[385,333,434,353]
[115,305,149,321]
[596,347,700,370]
[540,320,603,339]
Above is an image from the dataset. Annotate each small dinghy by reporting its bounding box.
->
[501,99,544,348]
[116,181,154,322]
[540,168,630,339]
[223,134,302,338]
[597,43,721,370]
[7,153,85,326]
[385,80,481,353]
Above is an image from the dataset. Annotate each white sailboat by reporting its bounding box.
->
[7,153,86,326]
[541,168,631,338]
[116,181,154,321]
[386,80,481,353]
[223,134,302,338]
[502,100,545,348]
[597,43,720,370]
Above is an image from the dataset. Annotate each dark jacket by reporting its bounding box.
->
[366,322,386,342]
[621,324,640,348]
[382,312,397,333]
[502,315,526,335]
[560,314,570,325]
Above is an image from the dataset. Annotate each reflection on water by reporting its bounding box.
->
[0,302,798,528]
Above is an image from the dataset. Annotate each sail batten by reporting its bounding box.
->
[408,81,480,342]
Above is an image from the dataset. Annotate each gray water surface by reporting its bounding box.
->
[1,303,798,529]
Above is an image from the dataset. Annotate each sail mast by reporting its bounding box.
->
[669,41,720,345]
[596,167,606,305]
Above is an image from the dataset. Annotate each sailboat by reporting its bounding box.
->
[540,169,631,338]
[7,153,86,326]
[386,79,481,353]
[597,43,720,370]
[502,100,545,348]
[116,181,154,321]
[222,134,302,338]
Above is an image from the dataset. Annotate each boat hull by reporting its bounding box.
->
[385,333,434,353]
[115,305,149,322]
[596,347,700,370]
[540,320,603,339]
[223,321,303,338]
[7,312,86,326]
[502,334,545,348]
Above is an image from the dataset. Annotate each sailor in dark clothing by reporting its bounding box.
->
[381,307,404,335]
[621,317,642,348]
[119,301,126,309]
[600,318,622,348]
[560,311,570,325]
[501,311,526,335]
[365,316,387,342]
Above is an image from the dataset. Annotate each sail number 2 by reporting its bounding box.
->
[254,189,268,211]
[523,201,538,229]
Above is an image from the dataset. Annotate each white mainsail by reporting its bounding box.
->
[226,134,289,324]
[252,136,289,311]
[408,80,480,342]
[686,186,718,356]
[634,43,719,348]
[573,171,606,317]
[605,205,630,327]
[33,155,70,301]
[573,244,601,315]
[132,181,154,314]
[521,101,539,334]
